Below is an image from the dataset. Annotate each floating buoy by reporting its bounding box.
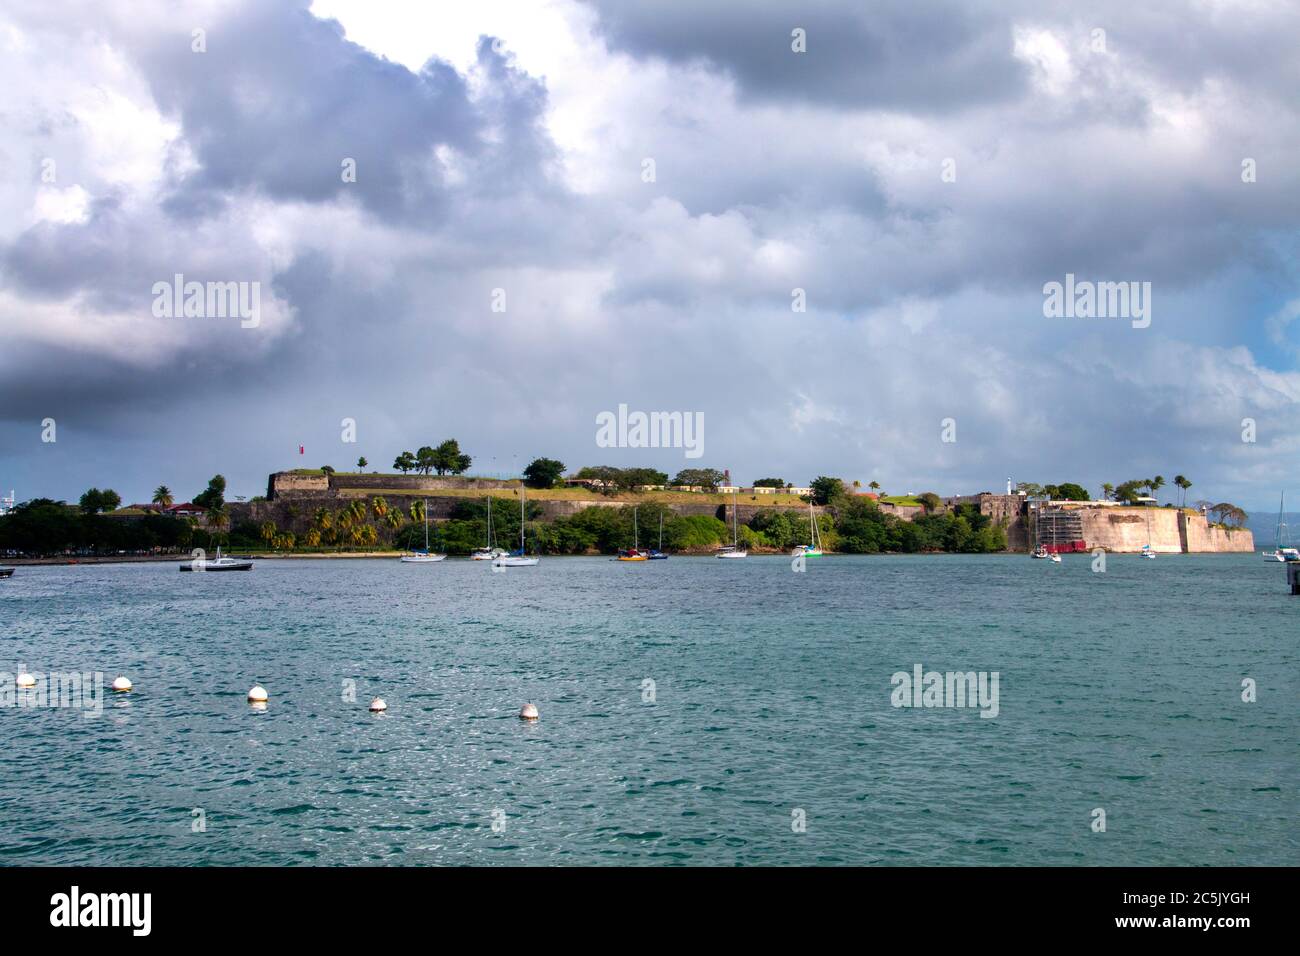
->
[247,685,268,703]
[519,702,539,721]
[16,672,36,689]
[369,697,387,713]
[111,676,132,692]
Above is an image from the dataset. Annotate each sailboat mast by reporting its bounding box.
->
[634,507,638,549]
[520,485,525,552]
[423,498,429,550]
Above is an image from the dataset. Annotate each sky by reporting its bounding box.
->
[0,0,1297,512]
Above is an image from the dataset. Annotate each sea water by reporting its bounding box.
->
[0,554,1294,866]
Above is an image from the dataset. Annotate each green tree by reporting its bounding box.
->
[193,475,226,511]
[1151,475,1165,503]
[1173,475,1191,506]
[152,485,174,509]
[868,481,880,493]
[809,476,846,506]
[1054,483,1090,501]
[320,465,335,476]
[669,468,725,490]
[431,439,471,475]
[415,446,437,475]
[523,458,566,489]
[752,477,785,489]
[78,488,121,514]
[918,492,942,513]
[393,451,417,474]
[357,457,368,470]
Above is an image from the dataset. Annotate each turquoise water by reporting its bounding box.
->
[1,554,1294,866]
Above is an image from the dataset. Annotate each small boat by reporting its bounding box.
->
[717,489,748,558]
[793,501,824,558]
[1048,552,1062,564]
[180,547,253,571]
[0,567,14,579]
[647,514,668,559]
[1262,493,1296,561]
[401,499,446,562]
[495,485,540,567]
[617,508,649,561]
[472,496,501,559]
[1140,544,1156,560]
[1031,545,1050,559]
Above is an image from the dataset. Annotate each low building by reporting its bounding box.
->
[166,503,207,517]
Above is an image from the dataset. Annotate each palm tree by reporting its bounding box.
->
[259,521,278,547]
[869,481,880,493]
[313,508,332,530]
[152,485,174,509]
[1151,476,1165,504]
[1101,483,1115,501]
[304,528,321,548]
[384,510,403,531]
[410,500,426,523]
[205,504,230,546]
[371,496,388,519]
[1173,475,1190,507]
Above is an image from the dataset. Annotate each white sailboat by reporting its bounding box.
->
[1141,509,1156,559]
[496,485,539,567]
[471,496,505,560]
[401,499,446,562]
[1261,492,1300,561]
[717,489,748,558]
[793,500,823,557]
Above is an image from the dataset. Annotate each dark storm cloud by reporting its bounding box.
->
[580,0,1027,112]
[137,0,480,219]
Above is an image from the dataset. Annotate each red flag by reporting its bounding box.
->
[299,445,304,455]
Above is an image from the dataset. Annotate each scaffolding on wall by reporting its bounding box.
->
[1036,507,1087,552]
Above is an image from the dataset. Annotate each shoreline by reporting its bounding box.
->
[3,549,1262,567]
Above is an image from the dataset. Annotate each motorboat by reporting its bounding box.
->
[180,547,252,571]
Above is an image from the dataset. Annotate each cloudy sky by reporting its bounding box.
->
[1,0,1297,511]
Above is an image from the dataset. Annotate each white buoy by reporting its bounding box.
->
[519,702,539,721]
[247,685,268,703]
[16,672,36,689]
[111,676,132,692]
[369,697,387,713]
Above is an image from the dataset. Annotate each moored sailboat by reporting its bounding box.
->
[717,489,748,558]
[1261,493,1300,561]
[793,500,823,558]
[401,499,446,562]
[617,507,649,561]
[648,513,668,559]
[496,485,539,567]
[471,495,504,560]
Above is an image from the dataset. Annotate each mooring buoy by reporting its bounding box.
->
[519,702,539,721]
